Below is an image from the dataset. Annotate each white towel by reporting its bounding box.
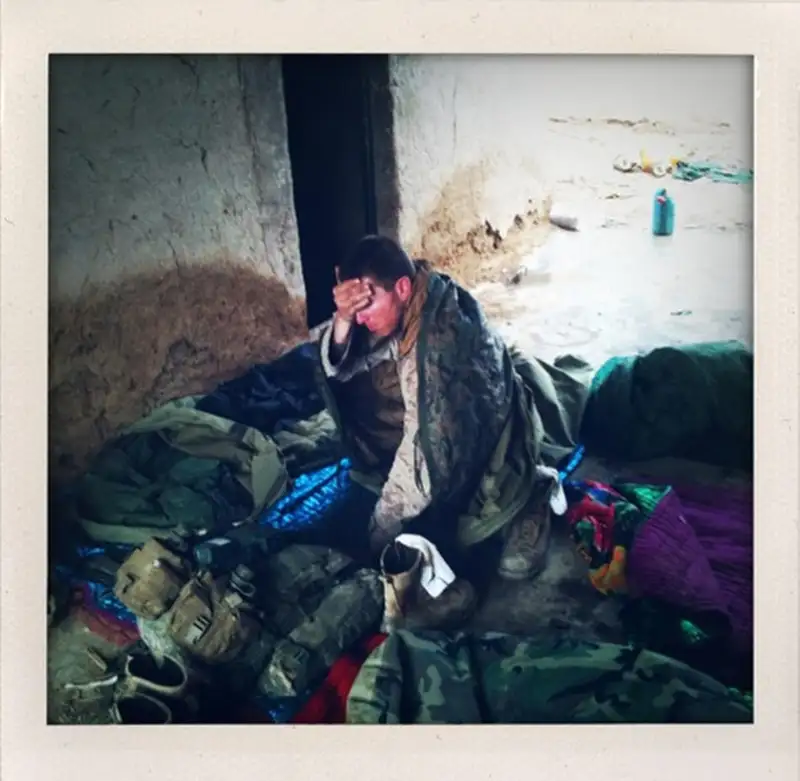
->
[535,465,568,516]
[394,533,456,599]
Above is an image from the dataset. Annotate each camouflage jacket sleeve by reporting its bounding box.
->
[319,320,367,382]
[319,320,397,383]
[368,348,432,551]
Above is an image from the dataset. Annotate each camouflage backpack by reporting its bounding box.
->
[236,543,383,699]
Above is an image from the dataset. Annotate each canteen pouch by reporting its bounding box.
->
[114,537,191,620]
[167,572,260,665]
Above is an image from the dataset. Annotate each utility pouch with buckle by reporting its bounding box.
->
[114,537,191,620]
[167,572,261,665]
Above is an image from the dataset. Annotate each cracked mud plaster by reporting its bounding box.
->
[48,259,308,486]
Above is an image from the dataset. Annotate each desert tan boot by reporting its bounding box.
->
[111,692,173,724]
[404,578,478,631]
[116,650,190,701]
[380,540,478,631]
[497,500,552,581]
[379,540,423,631]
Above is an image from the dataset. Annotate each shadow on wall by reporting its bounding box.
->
[49,259,308,485]
[409,160,553,288]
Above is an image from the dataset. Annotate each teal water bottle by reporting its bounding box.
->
[652,188,675,236]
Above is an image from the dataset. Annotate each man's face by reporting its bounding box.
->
[354,276,410,337]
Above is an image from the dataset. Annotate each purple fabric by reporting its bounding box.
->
[628,482,753,654]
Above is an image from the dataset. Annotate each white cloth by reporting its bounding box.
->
[535,465,568,516]
[394,533,456,599]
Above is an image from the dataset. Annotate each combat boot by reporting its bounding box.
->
[379,540,478,631]
[379,540,423,631]
[404,578,478,632]
[497,499,552,581]
[113,648,202,724]
[116,650,190,702]
[111,692,173,724]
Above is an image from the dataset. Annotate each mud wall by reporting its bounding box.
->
[387,55,752,283]
[49,55,307,482]
[388,56,553,280]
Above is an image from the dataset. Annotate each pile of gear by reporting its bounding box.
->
[107,524,385,722]
[49,339,755,723]
[99,522,489,722]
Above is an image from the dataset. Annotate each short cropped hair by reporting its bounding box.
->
[339,235,415,289]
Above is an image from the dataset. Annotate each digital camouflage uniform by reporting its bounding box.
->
[346,630,753,724]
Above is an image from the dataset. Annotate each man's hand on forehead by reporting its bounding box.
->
[333,266,374,321]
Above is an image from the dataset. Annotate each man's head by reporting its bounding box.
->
[338,235,415,337]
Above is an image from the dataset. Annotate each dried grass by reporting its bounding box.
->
[49,258,308,484]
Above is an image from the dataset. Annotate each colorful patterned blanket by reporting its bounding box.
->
[564,479,753,690]
[565,481,670,595]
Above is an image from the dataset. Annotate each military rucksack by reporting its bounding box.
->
[69,402,290,546]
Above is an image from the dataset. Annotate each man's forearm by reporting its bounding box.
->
[329,314,353,363]
[319,317,370,382]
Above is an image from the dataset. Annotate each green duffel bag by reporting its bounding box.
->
[66,401,289,546]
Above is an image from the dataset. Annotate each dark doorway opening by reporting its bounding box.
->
[281,54,397,329]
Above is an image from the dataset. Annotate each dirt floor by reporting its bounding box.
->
[48,617,123,724]
[470,454,751,640]
[48,108,752,724]
[474,115,752,370]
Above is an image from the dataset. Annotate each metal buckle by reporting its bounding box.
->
[184,614,211,645]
